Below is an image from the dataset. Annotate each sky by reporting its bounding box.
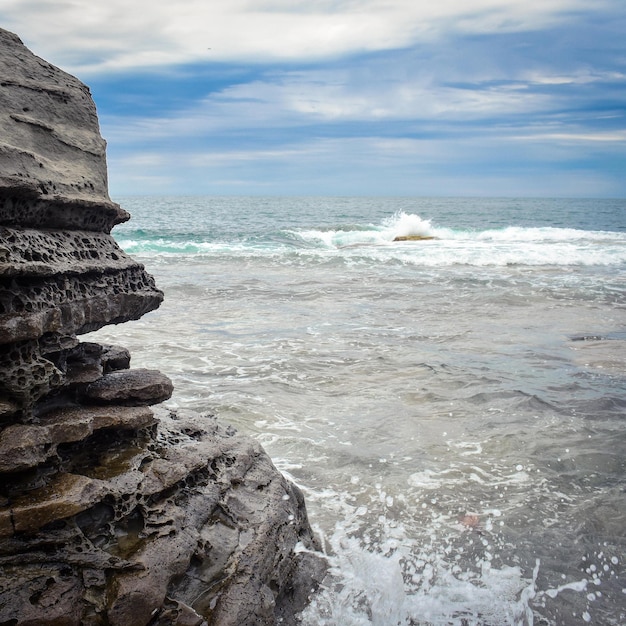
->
[1,0,625,197]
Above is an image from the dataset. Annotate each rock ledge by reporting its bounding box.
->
[0,27,324,625]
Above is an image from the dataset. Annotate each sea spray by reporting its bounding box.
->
[297,487,542,626]
[381,211,437,240]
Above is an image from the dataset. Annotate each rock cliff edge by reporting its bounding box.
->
[0,27,324,625]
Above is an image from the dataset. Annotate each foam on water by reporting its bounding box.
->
[294,211,438,248]
[117,210,626,269]
[292,468,620,626]
[293,213,626,268]
[296,482,541,626]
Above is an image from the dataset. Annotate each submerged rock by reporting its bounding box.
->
[393,235,436,241]
[0,27,324,625]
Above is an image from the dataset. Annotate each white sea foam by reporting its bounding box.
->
[117,209,626,268]
[99,196,626,625]
[299,509,542,626]
[287,213,626,267]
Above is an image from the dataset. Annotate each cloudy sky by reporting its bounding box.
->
[2,1,625,197]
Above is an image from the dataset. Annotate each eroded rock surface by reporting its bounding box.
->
[0,27,128,231]
[0,409,324,625]
[0,27,324,625]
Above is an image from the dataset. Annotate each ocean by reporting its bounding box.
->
[88,196,626,625]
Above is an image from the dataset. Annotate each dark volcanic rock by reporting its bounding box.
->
[0,27,325,625]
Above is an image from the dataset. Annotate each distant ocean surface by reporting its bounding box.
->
[89,196,626,625]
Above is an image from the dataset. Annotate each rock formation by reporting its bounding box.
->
[0,27,323,625]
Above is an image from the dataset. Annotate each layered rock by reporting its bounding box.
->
[0,27,323,625]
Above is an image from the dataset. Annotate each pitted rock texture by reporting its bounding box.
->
[1,227,140,276]
[0,409,325,626]
[0,27,324,625]
[0,27,164,414]
[0,268,163,346]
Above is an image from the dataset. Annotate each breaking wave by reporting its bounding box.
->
[116,211,626,268]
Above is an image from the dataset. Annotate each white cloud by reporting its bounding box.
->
[2,0,605,73]
[514,130,626,142]
[524,69,626,85]
[96,65,556,151]
[105,130,623,197]
[4,0,622,196]
[219,71,554,121]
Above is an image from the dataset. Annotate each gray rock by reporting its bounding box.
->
[0,27,325,626]
[0,409,326,625]
[0,25,163,412]
[100,344,132,372]
[83,368,174,405]
[0,27,127,231]
[0,405,156,473]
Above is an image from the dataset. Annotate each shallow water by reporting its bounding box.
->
[89,196,626,625]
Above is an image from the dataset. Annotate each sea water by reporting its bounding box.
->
[87,197,626,625]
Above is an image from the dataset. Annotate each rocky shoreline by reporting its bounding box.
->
[0,27,324,625]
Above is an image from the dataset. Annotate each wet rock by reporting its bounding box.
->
[0,410,325,624]
[393,235,436,241]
